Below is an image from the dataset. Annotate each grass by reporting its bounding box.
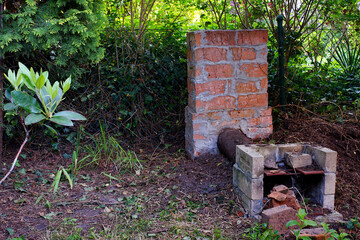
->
[75,122,142,173]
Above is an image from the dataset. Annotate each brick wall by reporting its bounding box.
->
[185,30,273,159]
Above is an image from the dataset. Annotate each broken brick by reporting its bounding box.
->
[291,227,330,240]
[272,185,288,194]
[268,191,287,202]
[261,205,297,234]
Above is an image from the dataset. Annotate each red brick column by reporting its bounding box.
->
[185,30,273,159]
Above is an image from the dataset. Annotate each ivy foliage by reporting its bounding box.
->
[0,0,106,81]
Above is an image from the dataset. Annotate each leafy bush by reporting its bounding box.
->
[71,28,187,138]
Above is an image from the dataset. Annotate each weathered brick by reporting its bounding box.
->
[195,48,227,62]
[198,96,236,111]
[261,205,297,234]
[230,47,256,61]
[239,63,268,78]
[194,134,206,140]
[271,190,301,211]
[206,111,224,120]
[211,119,239,129]
[249,116,272,126]
[193,124,203,131]
[248,125,273,138]
[196,80,227,95]
[292,228,329,240]
[260,47,267,57]
[238,93,268,108]
[238,30,268,45]
[260,107,272,116]
[205,31,236,46]
[236,81,258,93]
[206,64,234,79]
[261,78,268,91]
[195,33,202,47]
[229,109,254,118]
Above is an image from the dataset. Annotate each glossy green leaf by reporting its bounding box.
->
[303,219,318,227]
[21,73,35,91]
[53,111,86,121]
[285,220,300,228]
[18,62,30,77]
[36,75,46,89]
[25,113,46,125]
[11,91,42,113]
[49,116,73,126]
[4,103,18,111]
[30,68,36,84]
[62,77,71,93]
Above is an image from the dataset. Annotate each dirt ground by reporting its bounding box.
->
[0,116,359,239]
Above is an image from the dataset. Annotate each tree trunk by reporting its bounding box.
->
[0,2,4,159]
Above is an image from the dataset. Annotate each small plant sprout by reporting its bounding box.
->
[286,208,318,240]
[0,62,86,185]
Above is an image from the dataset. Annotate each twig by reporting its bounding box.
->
[289,187,308,214]
[0,117,30,185]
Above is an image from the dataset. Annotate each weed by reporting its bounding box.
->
[80,122,142,172]
[321,222,349,240]
[242,222,280,240]
[286,208,318,239]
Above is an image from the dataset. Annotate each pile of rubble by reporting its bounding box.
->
[261,184,343,238]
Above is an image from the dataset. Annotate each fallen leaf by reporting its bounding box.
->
[104,207,112,213]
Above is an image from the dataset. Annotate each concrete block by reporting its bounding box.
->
[308,146,337,173]
[233,164,263,199]
[261,205,297,234]
[278,143,305,158]
[315,210,343,224]
[236,145,264,178]
[322,194,335,210]
[285,152,312,168]
[324,173,336,195]
[233,187,263,216]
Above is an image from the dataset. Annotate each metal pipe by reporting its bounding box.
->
[277,15,285,109]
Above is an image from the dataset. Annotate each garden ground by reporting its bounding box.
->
[0,116,359,239]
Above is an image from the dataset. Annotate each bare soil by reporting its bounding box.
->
[0,116,359,239]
